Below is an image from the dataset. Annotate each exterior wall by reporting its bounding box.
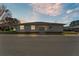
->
[20,25,25,32]
[35,25,48,32]
[24,25,49,32]
[48,24,63,32]
[24,24,63,32]
[15,25,20,32]
[15,25,25,32]
[24,25,31,32]
[15,24,64,32]
[66,25,79,32]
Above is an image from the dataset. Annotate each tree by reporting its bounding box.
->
[0,17,20,31]
[0,4,19,31]
[0,4,12,20]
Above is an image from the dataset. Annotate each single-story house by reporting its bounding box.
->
[64,25,79,32]
[14,22,64,33]
[69,25,79,32]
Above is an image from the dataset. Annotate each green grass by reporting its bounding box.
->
[63,31,78,35]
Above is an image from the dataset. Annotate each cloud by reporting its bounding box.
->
[66,8,79,19]
[20,12,39,23]
[20,15,38,23]
[61,8,79,26]
[66,9,73,14]
[26,3,79,26]
[19,17,27,23]
[27,15,38,22]
[32,3,62,16]
[66,7,79,14]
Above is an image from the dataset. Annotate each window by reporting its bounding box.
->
[38,27,45,31]
[31,25,35,30]
[20,25,24,30]
[49,26,52,29]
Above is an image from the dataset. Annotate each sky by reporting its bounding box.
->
[1,3,79,26]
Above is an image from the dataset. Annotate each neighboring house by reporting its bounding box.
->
[64,26,79,32]
[70,20,79,32]
[14,22,64,33]
[64,20,79,32]
[69,26,79,32]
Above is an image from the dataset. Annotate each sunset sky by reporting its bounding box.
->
[2,3,79,26]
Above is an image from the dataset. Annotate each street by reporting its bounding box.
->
[0,34,79,56]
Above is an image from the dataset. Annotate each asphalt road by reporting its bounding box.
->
[0,34,79,56]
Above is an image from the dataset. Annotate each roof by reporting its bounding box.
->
[0,22,65,26]
[19,22,65,25]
